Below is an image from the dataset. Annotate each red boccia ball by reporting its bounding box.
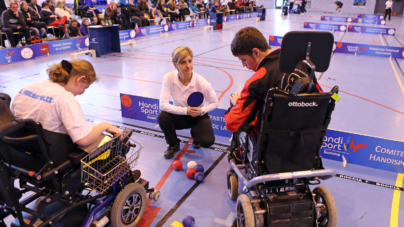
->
[172,161,183,171]
[186,169,196,179]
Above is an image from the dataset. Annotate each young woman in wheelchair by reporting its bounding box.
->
[11,59,123,160]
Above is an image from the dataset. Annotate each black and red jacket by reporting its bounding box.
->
[224,48,322,133]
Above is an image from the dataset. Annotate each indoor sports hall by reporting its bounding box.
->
[0,1,404,227]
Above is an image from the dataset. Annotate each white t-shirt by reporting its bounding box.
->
[11,80,92,143]
[385,1,393,9]
[160,71,219,115]
[55,8,72,19]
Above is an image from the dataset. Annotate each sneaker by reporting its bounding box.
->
[192,141,201,149]
[164,144,180,159]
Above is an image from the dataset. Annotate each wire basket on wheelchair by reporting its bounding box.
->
[81,134,142,194]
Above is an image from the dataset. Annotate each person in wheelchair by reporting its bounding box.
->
[11,59,123,158]
[224,27,322,135]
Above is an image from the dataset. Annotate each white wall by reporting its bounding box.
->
[257,0,275,9]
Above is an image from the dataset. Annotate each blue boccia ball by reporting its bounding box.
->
[194,164,204,173]
[194,172,205,182]
[183,216,195,227]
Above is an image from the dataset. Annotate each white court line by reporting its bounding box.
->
[379,34,404,97]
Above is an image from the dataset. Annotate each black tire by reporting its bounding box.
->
[228,175,238,200]
[111,183,147,227]
[236,194,255,227]
[313,186,338,227]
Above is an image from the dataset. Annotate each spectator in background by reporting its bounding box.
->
[179,0,191,21]
[334,1,343,14]
[46,0,56,12]
[189,0,198,13]
[41,2,67,33]
[130,4,148,27]
[80,17,89,35]
[384,0,393,21]
[56,0,73,20]
[1,0,7,16]
[233,0,244,13]
[289,0,294,12]
[66,18,82,38]
[157,0,173,24]
[20,1,47,38]
[91,16,105,25]
[167,0,181,21]
[84,0,101,17]
[197,0,209,18]
[28,0,42,17]
[1,2,31,47]
[105,6,122,27]
[118,0,133,29]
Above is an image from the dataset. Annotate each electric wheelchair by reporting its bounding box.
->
[227,32,339,227]
[0,93,160,227]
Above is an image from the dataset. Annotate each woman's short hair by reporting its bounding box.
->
[56,0,63,6]
[172,46,193,64]
[47,59,98,85]
[82,18,89,24]
[70,18,78,24]
[231,27,271,56]
[20,1,27,11]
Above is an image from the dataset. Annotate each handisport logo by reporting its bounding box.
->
[343,137,367,153]
[288,101,318,107]
[5,50,14,63]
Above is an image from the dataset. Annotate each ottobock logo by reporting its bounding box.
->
[288,101,318,107]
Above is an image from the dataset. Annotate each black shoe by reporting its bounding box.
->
[132,169,141,182]
[164,144,180,159]
[192,141,200,149]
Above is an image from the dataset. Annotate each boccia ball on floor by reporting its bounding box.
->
[194,172,205,182]
[194,164,204,173]
[186,168,196,179]
[172,160,183,171]
[183,216,195,227]
[187,161,197,169]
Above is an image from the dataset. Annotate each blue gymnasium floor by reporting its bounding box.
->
[1,9,404,227]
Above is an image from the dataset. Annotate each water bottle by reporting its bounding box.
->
[4,40,11,48]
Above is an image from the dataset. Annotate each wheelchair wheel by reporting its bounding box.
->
[313,186,338,227]
[227,172,238,200]
[111,183,147,227]
[236,194,255,227]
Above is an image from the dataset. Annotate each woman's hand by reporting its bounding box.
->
[106,125,123,137]
[187,107,202,117]
[230,92,241,106]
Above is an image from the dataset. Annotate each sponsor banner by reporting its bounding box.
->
[0,37,88,64]
[120,94,232,138]
[320,16,356,22]
[119,29,137,41]
[303,22,347,32]
[347,25,395,35]
[171,20,194,31]
[228,14,237,21]
[334,41,404,58]
[194,19,209,27]
[357,14,385,20]
[321,129,404,173]
[269,35,404,59]
[358,18,386,25]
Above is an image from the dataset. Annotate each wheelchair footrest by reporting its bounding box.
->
[265,193,315,227]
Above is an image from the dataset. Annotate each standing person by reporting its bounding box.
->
[20,1,47,38]
[384,0,393,21]
[1,2,31,47]
[158,46,218,159]
[289,0,294,12]
[334,1,343,14]
[300,0,306,14]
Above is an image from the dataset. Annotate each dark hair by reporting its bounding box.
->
[42,2,48,7]
[231,27,271,56]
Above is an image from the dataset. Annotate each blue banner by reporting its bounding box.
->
[357,14,385,20]
[269,35,404,59]
[303,22,347,32]
[358,18,386,25]
[320,16,355,23]
[347,25,395,35]
[0,37,88,64]
[119,29,138,41]
[320,129,404,173]
[120,94,231,137]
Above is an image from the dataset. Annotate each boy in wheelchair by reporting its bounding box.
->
[0,60,159,227]
[224,27,338,227]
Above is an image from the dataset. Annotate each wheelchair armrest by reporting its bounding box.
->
[69,149,88,166]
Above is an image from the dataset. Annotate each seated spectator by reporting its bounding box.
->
[130,4,148,27]
[1,2,31,47]
[28,0,42,17]
[55,0,73,20]
[178,0,191,20]
[233,0,244,13]
[237,0,245,7]
[91,16,105,25]
[65,18,82,38]
[20,1,46,38]
[105,6,122,27]
[46,0,56,13]
[117,0,133,29]
[157,0,173,24]
[83,0,101,17]
[189,0,198,13]
[41,2,67,31]
[196,0,209,18]
[80,17,89,36]
[167,0,181,21]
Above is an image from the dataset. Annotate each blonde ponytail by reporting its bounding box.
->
[47,59,97,85]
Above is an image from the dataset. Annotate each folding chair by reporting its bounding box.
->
[157,10,171,24]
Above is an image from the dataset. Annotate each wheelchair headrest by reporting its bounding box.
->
[0,93,15,126]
